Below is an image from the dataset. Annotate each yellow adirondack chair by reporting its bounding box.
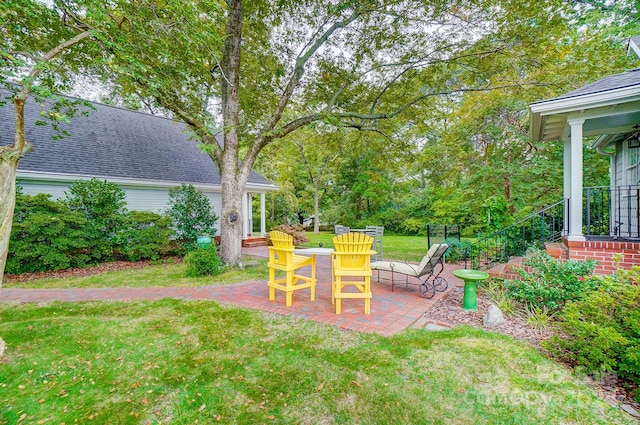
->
[332,232,376,314]
[267,230,317,307]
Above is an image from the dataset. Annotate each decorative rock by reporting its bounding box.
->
[424,323,450,332]
[243,261,260,268]
[483,305,506,328]
[620,404,640,418]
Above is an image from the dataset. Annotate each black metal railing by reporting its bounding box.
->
[464,199,567,270]
[426,224,461,248]
[584,185,640,240]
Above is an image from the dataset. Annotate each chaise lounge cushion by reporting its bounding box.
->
[371,244,447,278]
[369,261,420,276]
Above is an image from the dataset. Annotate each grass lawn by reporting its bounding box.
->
[2,257,269,289]
[0,299,633,425]
[5,233,432,289]
[304,232,432,262]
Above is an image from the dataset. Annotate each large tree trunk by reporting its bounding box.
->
[219,173,244,265]
[0,158,19,287]
[218,0,244,265]
[0,98,28,287]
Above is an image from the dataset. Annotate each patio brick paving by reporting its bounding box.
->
[0,246,462,336]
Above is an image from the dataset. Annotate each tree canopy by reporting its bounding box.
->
[2,0,639,280]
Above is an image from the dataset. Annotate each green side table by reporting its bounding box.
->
[453,269,489,311]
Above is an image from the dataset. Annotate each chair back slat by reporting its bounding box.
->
[270,230,293,248]
[269,230,294,265]
[333,233,374,268]
[416,243,449,277]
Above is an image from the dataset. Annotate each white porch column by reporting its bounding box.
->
[260,193,266,237]
[567,119,586,241]
[247,193,253,236]
[563,139,571,235]
[241,192,249,238]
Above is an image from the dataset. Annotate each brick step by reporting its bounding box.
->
[545,242,569,260]
[242,237,268,247]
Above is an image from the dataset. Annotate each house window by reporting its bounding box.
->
[626,144,638,185]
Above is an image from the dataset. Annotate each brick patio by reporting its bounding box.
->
[0,246,462,336]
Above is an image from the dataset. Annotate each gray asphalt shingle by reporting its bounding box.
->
[0,94,273,186]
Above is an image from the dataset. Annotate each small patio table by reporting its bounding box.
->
[293,247,334,256]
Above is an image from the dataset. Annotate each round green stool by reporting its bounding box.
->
[453,269,489,311]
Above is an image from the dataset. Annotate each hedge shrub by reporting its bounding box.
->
[184,244,224,277]
[7,193,97,274]
[64,178,128,259]
[269,223,308,245]
[167,184,219,252]
[118,211,175,261]
[544,267,640,388]
[504,249,598,311]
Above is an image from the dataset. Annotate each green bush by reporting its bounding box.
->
[269,223,308,245]
[504,249,597,311]
[118,211,175,261]
[443,237,471,263]
[184,244,224,277]
[167,184,219,252]
[7,193,97,274]
[64,178,127,258]
[544,267,640,385]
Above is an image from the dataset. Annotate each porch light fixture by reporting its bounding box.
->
[628,126,640,149]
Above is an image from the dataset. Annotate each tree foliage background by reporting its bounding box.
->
[2,0,640,282]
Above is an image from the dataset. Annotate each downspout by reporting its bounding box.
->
[596,145,616,182]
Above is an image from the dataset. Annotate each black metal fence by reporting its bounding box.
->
[584,185,640,240]
[464,199,566,270]
[427,224,461,248]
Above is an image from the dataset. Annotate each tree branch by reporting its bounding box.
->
[14,29,93,152]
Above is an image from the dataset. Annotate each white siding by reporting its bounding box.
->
[615,141,625,187]
[123,187,171,214]
[18,181,70,200]
[16,178,224,233]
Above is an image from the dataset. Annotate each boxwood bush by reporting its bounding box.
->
[184,244,224,277]
[504,249,598,311]
[7,192,97,274]
[8,185,179,274]
[118,211,176,261]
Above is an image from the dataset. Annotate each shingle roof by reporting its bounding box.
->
[0,94,274,187]
[553,68,640,100]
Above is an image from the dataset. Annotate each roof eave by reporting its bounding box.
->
[529,84,640,142]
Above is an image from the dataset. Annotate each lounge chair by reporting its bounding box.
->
[370,243,449,299]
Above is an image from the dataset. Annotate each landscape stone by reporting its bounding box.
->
[483,304,506,328]
[620,404,640,418]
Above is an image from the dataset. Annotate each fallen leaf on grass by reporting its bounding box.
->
[351,381,362,387]
[314,382,325,392]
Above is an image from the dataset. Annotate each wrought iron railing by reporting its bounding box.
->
[584,185,640,240]
[464,199,567,270]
